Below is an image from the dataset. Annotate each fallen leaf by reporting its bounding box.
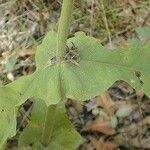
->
[96,92,116,116]
[7,72,14,81]
[138,116,150,126]
[17,48,36,57]
[89,137,118,150]
[85,117,116,135]
[115,105,135,118]
[129,136,150,149]
[127,0,137,8]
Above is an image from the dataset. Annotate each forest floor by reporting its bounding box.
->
[0,0,150,150]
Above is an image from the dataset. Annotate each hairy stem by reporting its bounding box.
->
[57,0,74,62]
[41,0,74,146]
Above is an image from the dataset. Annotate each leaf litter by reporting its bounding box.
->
[66,81,150,150]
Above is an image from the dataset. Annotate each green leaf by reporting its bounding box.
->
[127,39,142,48]
[3,31,61,106]
[128,27,150,47]
[0,87,21,149]
[1,30,150,148]
[13,30,150,102]
[35,31,140,102]
[19,100,82,150]
[36,31,57,70]
[5,53,17,71]
[63,32,146,100]
[136,26,150,40]
[0,75,36,149]
[6,69,61,106]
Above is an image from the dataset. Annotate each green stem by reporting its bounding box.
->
[57,0,74,62]
[41,0,74,146]
[41,105,57,146]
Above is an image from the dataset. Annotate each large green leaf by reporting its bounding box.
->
[3,30,150,104]
[0,30,150,148]
[64,32,150,99]
[8,68,61,106]
[0,75,36,149]
[0,87,21,149]
[19,100,82,150]
[34,31,149,102]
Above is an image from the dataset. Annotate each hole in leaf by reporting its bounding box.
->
[18,99,34,131]
[64,42,80,66]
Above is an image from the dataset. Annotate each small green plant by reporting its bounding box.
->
[0,0,150,149]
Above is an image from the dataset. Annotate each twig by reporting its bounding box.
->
[99,0,112,48]
[90,0,95,36]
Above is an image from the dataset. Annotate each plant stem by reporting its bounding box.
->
[41,105,57,146]
[41,0,74,146]
[57,0,74,62]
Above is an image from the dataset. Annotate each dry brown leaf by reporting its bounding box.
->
[85,117,116,135]
[127,0,137,8]
[17,48,36,57]
[138,116,150,126]
[89,137,118,150]
[96,92,116,116]
[129,137,150,149]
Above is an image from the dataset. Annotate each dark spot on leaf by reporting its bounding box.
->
[135,71,144,85]
[20,93,23,96]
[50,55,57,65]
[135,71,141,78]
[1,109,4,112]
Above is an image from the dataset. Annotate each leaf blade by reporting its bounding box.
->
[19,100,82,150]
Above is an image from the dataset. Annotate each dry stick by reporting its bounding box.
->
[41,0,74,147]
[142,11,150,26]
[17,104,33,133]
[90,0,95,36]
[99,0,112,48]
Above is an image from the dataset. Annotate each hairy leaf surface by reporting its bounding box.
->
[19,100,82,150]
